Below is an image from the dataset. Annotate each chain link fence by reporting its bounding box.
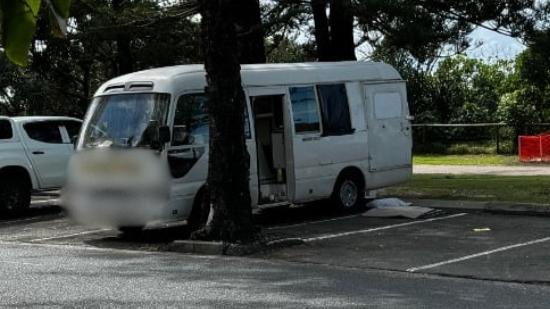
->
[412,123,550,155]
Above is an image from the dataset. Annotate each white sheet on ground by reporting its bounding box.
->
[366,198,412,209]
[364,198,434,219]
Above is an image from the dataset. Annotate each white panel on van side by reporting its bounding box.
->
[365,83,412,174]
[374,93,402,120]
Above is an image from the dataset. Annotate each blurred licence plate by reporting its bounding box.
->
[81,159,140,176]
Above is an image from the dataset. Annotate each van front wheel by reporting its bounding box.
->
[332,175,364,211]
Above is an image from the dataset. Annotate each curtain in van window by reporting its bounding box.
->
[317,84,353,136]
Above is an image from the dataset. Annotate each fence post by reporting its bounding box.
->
[496,125,500,154]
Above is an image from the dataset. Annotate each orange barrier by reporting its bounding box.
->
[519,134,550,162]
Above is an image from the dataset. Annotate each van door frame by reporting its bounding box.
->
[245,86,296,203]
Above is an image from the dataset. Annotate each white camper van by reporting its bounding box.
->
[67,61,413,230]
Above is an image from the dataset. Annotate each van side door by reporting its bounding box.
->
[364,82,413,172]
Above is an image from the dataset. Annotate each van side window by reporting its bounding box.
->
[0,120,13,140]
[316,84,353,136]
[173,94,251,147]
[289,87,321,133]
[374,93,402,120]
[24,121,63,144]
[173,94,210,146]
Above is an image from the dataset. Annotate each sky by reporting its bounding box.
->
[466,28,526,61]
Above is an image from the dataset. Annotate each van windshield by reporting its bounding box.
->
[82,93,170,149]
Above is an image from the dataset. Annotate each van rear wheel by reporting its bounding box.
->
[0,177,31,216]
[332,174,364,211]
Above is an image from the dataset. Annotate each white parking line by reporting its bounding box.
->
[0,216,64,226]
[29,229,112,242]
[303,213,468,243]
[0,260,41,266]
[266,214,360,230]
[407,236,550,273]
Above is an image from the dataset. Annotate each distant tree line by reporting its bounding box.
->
[1,0,548,146]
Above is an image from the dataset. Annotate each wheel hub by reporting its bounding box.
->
[340,180,358,208]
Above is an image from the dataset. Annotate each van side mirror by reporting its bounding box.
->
[158,126,171,144]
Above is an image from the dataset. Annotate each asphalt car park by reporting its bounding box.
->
[2,197,550,286]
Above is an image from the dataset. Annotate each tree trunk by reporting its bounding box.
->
[329,0,356,61]
[192,0,256,242]
[311,0,356,61]
[112,0,133,75]
[311,0,332,61]
[233,0,266,64]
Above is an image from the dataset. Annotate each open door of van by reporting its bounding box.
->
[247,87,295,205]
[364,83,413,172]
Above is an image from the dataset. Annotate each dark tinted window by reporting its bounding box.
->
[317,84,353,136]
[289,87,321,133]
[0,120,13,140]
[173,94,210,146]
[63,121,82,139]
[24,122,63,144]
[172,94,250,147]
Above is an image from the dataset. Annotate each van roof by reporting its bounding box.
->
[95,61,403,96]
[1,116,82,123]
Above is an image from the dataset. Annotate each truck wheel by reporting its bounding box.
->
[0,177,31,215]
[332,174,364,211]
[187,188,210,232]
[118,226,144,238]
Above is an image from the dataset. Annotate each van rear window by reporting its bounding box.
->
[0,120,13,140]
[316,84,353,136]
[374,93,402,119]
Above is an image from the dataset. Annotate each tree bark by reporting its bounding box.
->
[329,0,356,61]
[311,0,356,61]
[311,0,332,61]
[112,0,134,75]
[192,0,256,242]
[233,0,266,64]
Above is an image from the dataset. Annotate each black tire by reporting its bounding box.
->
[332,173,365,211]
[0,176,31,216]
[118,226,144,238]
[187,188,210,231]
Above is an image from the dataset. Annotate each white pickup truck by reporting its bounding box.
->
[0,116,82,214]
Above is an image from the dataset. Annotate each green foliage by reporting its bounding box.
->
[497,88,545,132]
[266,36,315,63]
[432,56,513,124]
[0,0,71,66]
[0,0,41,66]
[1,0,202,117]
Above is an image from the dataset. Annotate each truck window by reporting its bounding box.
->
[316,84,353,136]
[289,87,321,134]
[0,120,13,140]
[374,93,402,120]
[63,121,82,140]
[24,122,63,144]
